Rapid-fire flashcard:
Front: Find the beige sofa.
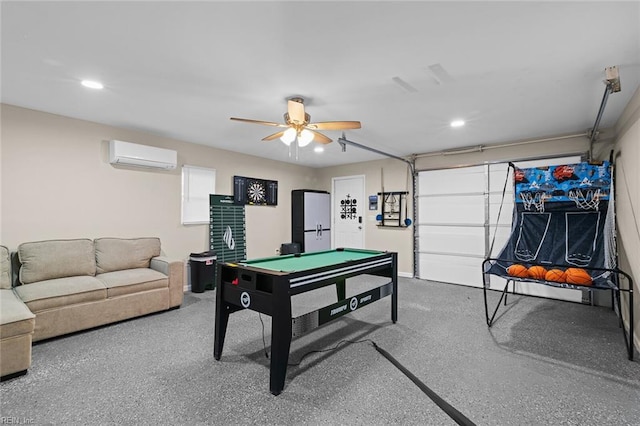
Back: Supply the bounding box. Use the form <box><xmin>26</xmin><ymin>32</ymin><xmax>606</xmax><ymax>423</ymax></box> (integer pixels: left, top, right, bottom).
<box><xmin>0</xmin><ymin>245</ymin><xmax>36</xmax><ymax>379</ymax></box>
<box><xmin>0</xmin><ymin>237</ymin><xmax>183</xmax><ymax>379</ymax></box>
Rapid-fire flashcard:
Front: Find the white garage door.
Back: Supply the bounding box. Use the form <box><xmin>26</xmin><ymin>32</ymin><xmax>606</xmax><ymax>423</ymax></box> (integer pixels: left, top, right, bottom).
<box><xmin>417</xmin><ymin>155</ymin><xmax>582</xmax><ymax>302</ymax></box>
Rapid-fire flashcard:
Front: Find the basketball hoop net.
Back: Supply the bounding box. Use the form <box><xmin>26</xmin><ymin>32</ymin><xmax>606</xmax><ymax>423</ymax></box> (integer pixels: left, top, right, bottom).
<box><xmin>568</xmin><ymin>188</ymin><xmax>601</xmax><ymax>210</ymax></box>
<box><xmin>520</xmin><ymin>191</ymin><xmax>546</xmax><ymax>212</ymax></box>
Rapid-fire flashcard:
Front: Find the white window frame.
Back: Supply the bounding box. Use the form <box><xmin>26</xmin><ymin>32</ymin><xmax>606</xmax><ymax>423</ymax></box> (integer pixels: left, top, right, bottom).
<box><xmin>181</xmin><ymin>165</ymin><xmax>216</xmax><ymax>225</ymax></box>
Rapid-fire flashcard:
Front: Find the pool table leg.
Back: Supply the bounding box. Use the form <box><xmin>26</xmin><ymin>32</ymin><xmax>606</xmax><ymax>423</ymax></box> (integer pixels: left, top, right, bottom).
<box><xmin>214</xmin><ymin>282</ymin><xmax>230</xmax><ymax>360</ymax></box>
<box><xmin>213</xmin><ymin>305</ymin><xmax>229</xmax><ymax>360</ymax></box>
<box><xmin>270</xmin><ymin>287</ymin><xmax>292</xmax><ymax>395</ymax></box>
<box><xmin>392</xmin><ymin>253</ymin><xmax>398</xmax><ymax>323</ymax></box>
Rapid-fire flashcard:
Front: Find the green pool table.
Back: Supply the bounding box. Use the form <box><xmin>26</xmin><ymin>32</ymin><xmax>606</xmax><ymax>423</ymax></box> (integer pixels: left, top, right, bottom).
<box><xmin>213</xmin><ymin>248</ymin><xmax>398</xmax><ymax>395</ymax></box>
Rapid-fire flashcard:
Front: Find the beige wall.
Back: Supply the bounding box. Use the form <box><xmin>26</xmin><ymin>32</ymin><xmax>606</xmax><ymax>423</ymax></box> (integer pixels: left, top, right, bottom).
<box><xmin>0</xmin><ymin>104</ymin><xmax>321</xmax><ymax>262</ymax></box>
<box><xmin>413</xmin><ymin>133</ymin><xmax>612</xmax><ymax>171</ymax></box>
<box><xmin>612</xmin><ymin>86</ymin><xmax>640</xmax><ymax>349</ymax></box>
<box><xmin>320</xmin><ymin>128</ymin><xmax>614</xmax><ymax>278</ymax></box>
<box><xmin>2</xmin><ymin>96</ymin><xmax>637</xmax><ymax>324</ymax></box>
<box><xmin>0</xmin><ymin>104</ymin><xmax>417</xmax><ymax>277</ymax></box>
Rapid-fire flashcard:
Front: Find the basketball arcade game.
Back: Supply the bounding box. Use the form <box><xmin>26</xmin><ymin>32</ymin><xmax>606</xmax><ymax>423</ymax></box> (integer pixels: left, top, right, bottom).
<box><xmin>482</xmin><ymin>161</ymin><xmax>635</xmax><ymax>359</ymax></box>
<box><xmin>213</xmin><ymin>248</ymin><xmax>398</xmax><ymax>395</ymax></box>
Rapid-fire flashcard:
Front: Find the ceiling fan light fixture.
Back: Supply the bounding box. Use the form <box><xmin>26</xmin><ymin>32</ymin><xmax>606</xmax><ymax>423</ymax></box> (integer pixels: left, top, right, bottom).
<box><xmin>280</xmin><ymin>127</ymin><xmax>296</xmax><ymax>145</ymax></box>
<box><xmin>297</xmin><ymin>129</ymin><xmax>314</xmax><ymax>147</ymax></box>
<box><xmin>231</xmin><ymin>97</ymin><xmax>360</xmax><ymax>151</ymax></box>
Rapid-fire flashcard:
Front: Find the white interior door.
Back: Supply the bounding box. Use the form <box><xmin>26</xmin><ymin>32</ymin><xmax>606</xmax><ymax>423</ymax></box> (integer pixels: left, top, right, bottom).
<box><xmin>332</xmin><ymin>175</ymin><xmax>365</xmax><ymax>249</ymax></box>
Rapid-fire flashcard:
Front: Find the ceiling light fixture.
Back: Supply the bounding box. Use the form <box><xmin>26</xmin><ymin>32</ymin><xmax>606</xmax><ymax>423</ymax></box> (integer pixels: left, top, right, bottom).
<box><xmin>280</xmin><ymin>128</ymin><xmax>296</xmax><ymax>145</ymax></box>
<box><xmin>81</xmin><ymin>80</ymin><xmax>104</xmax><ymax>89</ymax></box>
<box><xmin>280</xmin><ymin>127</ymin><xmax>315</xmax><ymax>147</ymax></box>
<box><xmin>314</xmin><ymin>146</ymin><xmax>324</xmax><ymax>153</ymax></box>
<box><xmin>297</xmin><ymin>129</ymin><xmax>314</xmax><ymax>147</ymax></box>
<box><xmin>450</xmin><ymin>119</ymin><xmax>465</xmax><ymax>128</ymax></box>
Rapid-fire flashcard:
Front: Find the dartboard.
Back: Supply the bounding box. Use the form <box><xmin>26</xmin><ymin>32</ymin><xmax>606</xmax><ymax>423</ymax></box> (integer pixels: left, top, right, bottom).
<box><xmin>247</xmin><ymin>180</ymin><xmax>266</xmax><ymax>204</ymax></box>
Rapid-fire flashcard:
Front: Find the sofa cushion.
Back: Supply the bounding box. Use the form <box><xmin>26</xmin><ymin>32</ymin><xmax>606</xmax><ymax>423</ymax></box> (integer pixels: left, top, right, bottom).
<box><xmin>0</xmin><ymin>289</ymin><xmax>35</xmax><ymax>339</ymax></box>
<box><xmin>18</xmin><ymin>239</ymin><xmax>96</xmax><ymax>284</ymax></box>
<box><xmin>95</xmin><ymin>237</ymin><xmax>161</xmax><ymax>274</ymax></box>
<box><xmin>0</xmin><ymin>246</ymin><xmax>10</xmax><ymax>289</ymax></box>
<box><xmin>14</xmin><ymin>276</ymin><xmax>106</xmax><ymax>312</ymax></box>
<box><xmin>97</xmin><ymin>268</ymin><xmax>168</xmax><ymax>298</ymax></box>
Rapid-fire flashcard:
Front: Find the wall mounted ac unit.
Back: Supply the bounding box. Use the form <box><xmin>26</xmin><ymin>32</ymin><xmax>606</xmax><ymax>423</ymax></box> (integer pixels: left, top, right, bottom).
<box><xmin>109</xmin><ymin>140</ymin><xmax>177</xmax><ymax>170</ymax></box>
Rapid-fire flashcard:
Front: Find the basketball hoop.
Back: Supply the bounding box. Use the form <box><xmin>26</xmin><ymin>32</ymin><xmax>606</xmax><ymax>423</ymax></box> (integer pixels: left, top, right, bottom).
<box><xmin>520</xmin><ymin>191</ymin><xmax>546</xmax><ymax>212</ymax></box>
<box><xmin>568</xmin><ymin>188</ymin><xmax>601</xmax><ymax>210</ymax></box>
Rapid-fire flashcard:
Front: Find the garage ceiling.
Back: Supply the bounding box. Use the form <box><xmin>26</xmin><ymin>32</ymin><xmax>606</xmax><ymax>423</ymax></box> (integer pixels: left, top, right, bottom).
<box><xmin>2</xmin><ymin>1</ymin><xmax>639</xmax><ymax>168</ymax></box>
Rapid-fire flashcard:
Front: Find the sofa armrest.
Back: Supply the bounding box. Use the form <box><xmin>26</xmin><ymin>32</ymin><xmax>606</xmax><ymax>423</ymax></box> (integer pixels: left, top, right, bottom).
<box><xmin>150</xmin><ymin>256</ymin><xmax>184</xmax><ymax>308</ymax></box>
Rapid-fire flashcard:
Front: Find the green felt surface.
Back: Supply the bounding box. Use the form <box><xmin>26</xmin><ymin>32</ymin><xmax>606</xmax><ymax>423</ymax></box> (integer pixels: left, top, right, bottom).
<box><xmin>239</xmin><ymin>249</ymin><xmax>383</xmax><ymax>272</ymax></box>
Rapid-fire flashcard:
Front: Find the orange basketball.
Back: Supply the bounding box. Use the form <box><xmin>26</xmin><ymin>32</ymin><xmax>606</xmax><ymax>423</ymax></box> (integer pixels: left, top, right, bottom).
<box><xmin>565</xmin><ymin>268</ymin><xmax>593</xmax><ymax>285</ymax></box>
<box><xmin>545</xmin><ymin>269</ymin><xmax>566</xmax><ymax>283</ymax></box>
<box><xmin>528</xmin><ymin>265</ymin><xmax>548</xmax><ymax>280</ymax></box>
<box><xmin>507</xmin><ymin>264</ymin><xmax>529</xmax><ymax>278</ymax></box>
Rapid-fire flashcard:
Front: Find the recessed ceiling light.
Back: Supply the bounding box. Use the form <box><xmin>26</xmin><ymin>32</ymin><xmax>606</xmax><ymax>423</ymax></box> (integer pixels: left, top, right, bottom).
<box><xmin>81</xmin><ymin>80</ymin><xmax>104</xmax><ymax>89</ymax></box>
<box><xmin>314</xmin><ymin>146</ymin><xmax>324</xmax><ymax>153</ymax></box>
<box><xmin>450</xmin><ymin>119</ymin><xmax>465</xmax><ymax>128</ymax></box>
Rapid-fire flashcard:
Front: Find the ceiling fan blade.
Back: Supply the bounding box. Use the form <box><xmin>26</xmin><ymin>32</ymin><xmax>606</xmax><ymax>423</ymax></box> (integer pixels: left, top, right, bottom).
<box><xmin>310</xmin><ymin>130</ymin><xmax>332</xmax><ymax>144</ymax></box>
<box><xmin>230</xmin><ymin>117</ymin><xmax>287</xmax><ymax>127</ymax></box>
<box><xmin>262</xmin><ymin>130</ymin><xmax>287</xmax><ymax>141</ymax></box>
<box><xmin>287</xmin><ymin>100</ymin><xmax>306</xmax><ymax>124</ymax></box>
<box><xmin>306</xmin><ymin>121</ymin><xmax>362</xmax><ymax>130</ymax></box>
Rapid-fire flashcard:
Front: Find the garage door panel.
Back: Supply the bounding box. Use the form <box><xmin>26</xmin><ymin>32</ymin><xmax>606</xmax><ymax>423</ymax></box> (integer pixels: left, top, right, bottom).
<box><xmin>418</xmin><ymin>225</ymin><xmax>485</xmax><ymax>256</ymax></box>
<box><xmin>418</xmin><ymin>166</ymin><xmax>485</xmax><ymax>194</ymax></box>
<box><xmin>516</xmin><ymin>281</ymin><xmax>582</xmax><ymax>302</ymax></box>
<box><xmin>487</xmin><ymin>276</ymin><xmax>582</xmax><ymax>302</ymax></box>
<box><xmin>487</xmin><ymin>225</ymin><xmax>512</xmax><ymax>257</ymax></box>
<box><xmin>417</xmin><ymin>155</ymin><xmax>582</xmax><ymax>298</ymax></box>
<box><xmin>489</xmin><ymin>164</ymin><xmax>513</xmax><ymax>194</ymax></box>
<box><xmin>419</xmin><ymin>195</ymin><xmax>485</xmax><ymax>224</ymax></box>
<box><xmin>487</xmin><ymin>274</ymin><xmax>508</xmax><ymax>291</ymax></box>
<box><xmin>418</xmin><ymin>253</ymin><xmax>484</xmax><ymax>288</ymax></box>
<box><xmin>489</xmin><ymin>193</ymin><xmax>514</xmax><ymax>225</ymax></box>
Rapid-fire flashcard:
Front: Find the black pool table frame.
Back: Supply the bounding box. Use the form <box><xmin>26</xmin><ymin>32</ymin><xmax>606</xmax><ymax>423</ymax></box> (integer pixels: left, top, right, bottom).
<box><xmin>213</xmin><ymin>250</ymin><xmax>398</xmax><ymax>395</ymax></box>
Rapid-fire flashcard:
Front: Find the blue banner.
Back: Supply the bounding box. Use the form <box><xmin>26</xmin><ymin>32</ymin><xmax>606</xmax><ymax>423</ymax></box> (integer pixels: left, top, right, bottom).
<box><xmin>515</xmin><ymin>161</ymin><xmax>610</xmax><ymax>207</ymax></box>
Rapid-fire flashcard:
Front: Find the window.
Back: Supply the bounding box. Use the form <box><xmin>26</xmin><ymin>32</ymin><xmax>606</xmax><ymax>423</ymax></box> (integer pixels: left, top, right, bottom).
<box><xmin>181</xmin><ymin>166</ymin><xmax>216</xmax><ymax>225</ymax></box>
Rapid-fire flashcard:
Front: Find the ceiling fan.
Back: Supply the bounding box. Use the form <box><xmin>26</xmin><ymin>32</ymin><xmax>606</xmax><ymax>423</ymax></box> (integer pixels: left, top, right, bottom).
<box><xmin>230</xmin><ymin>97</ymin><xmax>361</xmax><ymax>147</ymax></box>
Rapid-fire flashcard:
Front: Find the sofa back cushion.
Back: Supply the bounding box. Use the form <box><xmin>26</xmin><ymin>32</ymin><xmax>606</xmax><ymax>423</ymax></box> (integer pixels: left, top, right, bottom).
<box><xmin>95</xmin><ymin>237</ymin><xmax>161</xmax><ymax>274</ymax></box>
<box><xmin>0</xmin><ymin>245</ymin><xmax>11</xmax><ymax>289</ymax></box>
<box><xmin>18</xmin><ymin>239</ymin><xmax>96</xmax><ymax>284</ymax></box>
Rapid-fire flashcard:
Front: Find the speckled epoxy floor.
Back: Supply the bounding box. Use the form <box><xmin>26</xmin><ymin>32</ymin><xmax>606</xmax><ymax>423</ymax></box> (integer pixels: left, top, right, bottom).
<box><xmin>1</xmin><ymin>278</ymin><xmax>639</xmax><ymax>425</ymax></box>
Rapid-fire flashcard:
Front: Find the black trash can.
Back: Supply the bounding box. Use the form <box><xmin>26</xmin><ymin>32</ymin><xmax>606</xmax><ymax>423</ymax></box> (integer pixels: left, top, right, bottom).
<box><xmin>189</xmin><ymin>251</ymin><xmax>217</xmax><ymax>293</ymax></box>
<box><xmin>280</xmin><ymin>243</ymin><xmax>301</xmax><ymax>255</ymax></box>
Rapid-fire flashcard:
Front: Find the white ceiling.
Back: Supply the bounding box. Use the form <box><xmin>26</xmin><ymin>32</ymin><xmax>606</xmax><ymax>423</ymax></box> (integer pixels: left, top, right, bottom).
<box><xmin>2</xmin><ymin>1</ymin><xmax>639</xmax><ymax>168</ymax></box>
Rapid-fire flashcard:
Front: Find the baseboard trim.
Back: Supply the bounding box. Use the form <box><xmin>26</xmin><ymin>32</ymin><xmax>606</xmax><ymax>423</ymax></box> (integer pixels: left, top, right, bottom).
<box><xmin>1</xmin><ymin>369</ymin><xmax>28</xmax><ymax>382</ymax></box>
